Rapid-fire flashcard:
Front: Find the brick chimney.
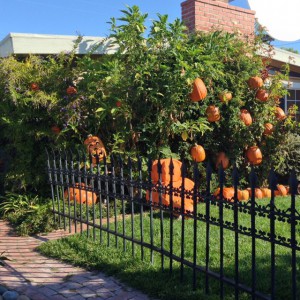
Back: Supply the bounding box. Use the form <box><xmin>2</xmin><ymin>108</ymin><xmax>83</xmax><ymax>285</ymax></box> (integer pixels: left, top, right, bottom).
<box><xmin>181</xmin><ymin>0</ymin><xmax>255</xmax><ymax>37</ymax></box>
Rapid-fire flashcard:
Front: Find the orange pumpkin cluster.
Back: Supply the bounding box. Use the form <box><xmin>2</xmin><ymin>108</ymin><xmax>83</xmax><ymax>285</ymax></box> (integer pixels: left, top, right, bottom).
<box><xmin>64</xmin><ymin>183</ymin><xmax>97</xmax><ymax>206</ymax></box>
<box><xmin>146</xmin><ymin>159</ymin><xmax>195</xmax><ymax>215</ymax></box>
<box><xmin>214</xmin><ymin>184</ymin><xmax>289</xmax><ymax>202</ymax></box>
<box><xmin>187</xmin><ymin>76</ymin><xmax>289</xmax><ymax>167</ymax></box>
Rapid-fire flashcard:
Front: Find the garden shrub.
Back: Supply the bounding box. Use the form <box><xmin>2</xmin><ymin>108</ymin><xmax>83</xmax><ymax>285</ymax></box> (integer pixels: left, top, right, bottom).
<box><xmin>0</xmin><ymin>192</ymin><xmax>58</xmax><ymax>235</ymax></box>
<box><xmin>0</xmin><ymin>5</ymin><xmax>299</xmax><ymax>196</ymax></box>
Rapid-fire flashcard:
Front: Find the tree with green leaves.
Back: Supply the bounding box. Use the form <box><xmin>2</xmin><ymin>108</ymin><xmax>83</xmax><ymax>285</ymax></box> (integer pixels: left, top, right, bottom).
<box><xmin>0</xmin><ymin>5</ymin><xmax>298</xmax><ymax>193</ymax></box>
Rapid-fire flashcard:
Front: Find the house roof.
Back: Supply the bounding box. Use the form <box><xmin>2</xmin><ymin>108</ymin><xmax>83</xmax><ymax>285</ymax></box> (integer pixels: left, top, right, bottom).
<box><xmin>0</xmin><ymin>33</ymin><xmax>116</xmax><ymax>57</ymax></box>
<box><xmin>267</xmin><ymin>46</ymin><xmax>300</xmax><ymax>75</ymax></box>
<box><xmin>1</xmin><ymin>32</ymin><xmax>300</xmax><ymax>75</ymax></box>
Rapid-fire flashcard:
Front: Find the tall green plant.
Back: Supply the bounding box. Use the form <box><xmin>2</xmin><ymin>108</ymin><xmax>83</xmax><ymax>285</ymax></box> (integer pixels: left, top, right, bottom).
<box><xmin>0</xmin><ymin>5</ymin><xmax>298</xmax><ymax>193</ymax></box>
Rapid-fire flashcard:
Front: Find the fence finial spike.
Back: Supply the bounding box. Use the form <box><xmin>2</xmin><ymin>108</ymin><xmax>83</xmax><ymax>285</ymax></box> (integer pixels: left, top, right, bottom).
<box><xmin>289</xmin><ymin>169</ymin><xmax>298</xmax><ymax>195</ymax></box>
<box><xmin>206</xmin><ymin>162</ymin><xmax>212</xmax><ymax>182</ymax></box>
<box><xmin>169</xmin><ymin>157</ymin><xmax>174</xmax><ymax>176</ymax></box>
<box><xmin>268</xmin><ymin>167</ymin><xmax>277</xmax><ymax>191</ymax></box>
<box><xmin>249</xmin><ymin>165</ymin><xmax>257</xmax><ymax>187</ymax></box>
<box><xmin>181</xmin><ymin>160</ymin><xmax>187</xmax><ymax>178</ymax></box>
<box><xmin>137</xmin><ymin>155</ymin><xmax>142</xmax><ymax>171</ymax></box>
<box><xmin>232</xmin><ymin>164</ymin><xmax>239</xmax><ymax>187</ymax></box>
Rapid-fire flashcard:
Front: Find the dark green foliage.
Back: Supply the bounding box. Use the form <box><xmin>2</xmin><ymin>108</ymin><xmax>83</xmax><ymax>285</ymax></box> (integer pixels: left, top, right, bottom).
<box><xmin>0</xmin><ymin>192</ymin><xmax>58</xmax><ymax>235</ymax></box>
<box><xmin>0</xmin><ymin>5</ymin><xmax>299</xmax><ymax>196</ymax></box>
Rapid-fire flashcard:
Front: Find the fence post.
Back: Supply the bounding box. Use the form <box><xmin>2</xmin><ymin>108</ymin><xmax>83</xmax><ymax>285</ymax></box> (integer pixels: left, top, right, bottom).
<box><xmin>218</xmin><ymin>164</ymin><xmax>225</xmax><ymax>299</ymax></box>
<box><xmin>169</xmin><ymin>158</ymin><xmax>174</xmax><ymax>273</ymax></box>
<box><xmin>147</xmin><ymin>157</ymin><xmax>154</xmax><ymax>264</ymax></box>
<box><xmin>289</xmin><ymin>170</ymin><xmax>298</xmax><ymax>299</ymax></box>
<box><xmin>205</xmin><ymin>162</ymin><xmax>212</xmax><ymax>294</ymax></box>
<box><xmin>232</xmin><ymin>165</ymin><xmax>239</xmax><ymax>300</ymax></box>
<box><xmin>249</xmin><ymin>166</ymin><xmax>257</xmax><ymax>299</ymax></box>
<box><xmin>180</xmin><ymin>160</ymin><xmax>187</xmax><ymax>282</ymax></box>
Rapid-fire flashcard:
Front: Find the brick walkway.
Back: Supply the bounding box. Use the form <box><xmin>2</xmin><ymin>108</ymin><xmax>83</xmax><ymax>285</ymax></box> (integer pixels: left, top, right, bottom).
<box><xmin>0</xmin><ymin>220</ymin><xmax>151</xmax><ymax>300</ymax></box>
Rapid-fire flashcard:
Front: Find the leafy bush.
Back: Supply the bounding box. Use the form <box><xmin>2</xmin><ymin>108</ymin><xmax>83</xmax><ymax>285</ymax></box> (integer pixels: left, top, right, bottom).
<box><xmin>0</xmin><ymin>193</ymin><xmax>58</xmax><ymax>235</ymax></box>
<box><xmin>273</xmin><ymin>132</ymin><xmax>300</xmax><ymax>182</ymax></box>
<box><xmin>0</xmin><ymin>5</ymin><xmax>299</xmax><ymax>195</ymax></box>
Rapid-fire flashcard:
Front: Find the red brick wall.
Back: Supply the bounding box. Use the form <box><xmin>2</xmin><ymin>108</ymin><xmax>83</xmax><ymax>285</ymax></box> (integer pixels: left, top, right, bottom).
<box><xmin>181</xmin><ymin>0</ymin><xmax>255</xmax><ymax>38</ymax></box>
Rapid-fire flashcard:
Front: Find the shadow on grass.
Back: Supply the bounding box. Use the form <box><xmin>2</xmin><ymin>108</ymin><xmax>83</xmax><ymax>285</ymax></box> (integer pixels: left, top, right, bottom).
<box><xmin>37</xmin><ymin>231</ymin><xmax>300</xmax><ymax>300</ymax></box>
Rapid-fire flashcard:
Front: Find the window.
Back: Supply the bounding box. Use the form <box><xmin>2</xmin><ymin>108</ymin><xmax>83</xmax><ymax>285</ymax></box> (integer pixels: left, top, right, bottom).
<box><xmin>282</xmin><ymin>89</ymin><xmax>300</xmax><ymax>121</ymax></box>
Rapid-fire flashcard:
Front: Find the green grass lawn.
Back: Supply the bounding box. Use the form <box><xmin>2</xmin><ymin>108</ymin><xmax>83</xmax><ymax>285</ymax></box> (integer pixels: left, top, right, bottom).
<box><xmin>38</xmin><ymin>196</ymin><xmax>300</xmax><ymax>300</ymax></box>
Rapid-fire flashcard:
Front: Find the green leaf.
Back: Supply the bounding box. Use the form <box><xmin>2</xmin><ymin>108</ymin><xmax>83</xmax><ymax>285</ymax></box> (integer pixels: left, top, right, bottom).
<box><xmin>95</xmin><ymin>107</ymin><xmax>106</xmax><ymax>113</ymax></box>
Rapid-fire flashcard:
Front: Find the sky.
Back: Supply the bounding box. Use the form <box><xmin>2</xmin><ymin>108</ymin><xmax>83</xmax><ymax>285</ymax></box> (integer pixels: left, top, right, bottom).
<box><xmin>1</xmin><ymin>0</ymin><xmax>300</xmax><ymax>52</ymax></box>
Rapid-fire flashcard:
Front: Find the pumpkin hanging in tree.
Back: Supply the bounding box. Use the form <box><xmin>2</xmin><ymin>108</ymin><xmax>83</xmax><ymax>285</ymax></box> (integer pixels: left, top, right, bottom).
<box><xmin>240</xmin><ymin>109</ymin><xmax>252</xmax><ymax>126</ymax></box>
<box><xmin>247</xmin><ymin>76</ymin><xmax>263</xmax><ymax>90</ymax></box>
<box><xmin>206</xmin><ymin>105</ymin><xmax>220</xmax><ymax>122</ymax></box>
<box><xmin>246</xmin><ymin>146</ymin><xmax>263</xmax><ymax>165</ymax></box>
<box><xmin>190</xmin><ymin>78</ymin><xmax>207</xmax><ymax>102</ymax></box>
<box><xmin>190</xmin><ymin>144</ymin><xmax>206</xmax><ymax>162</ymax></box>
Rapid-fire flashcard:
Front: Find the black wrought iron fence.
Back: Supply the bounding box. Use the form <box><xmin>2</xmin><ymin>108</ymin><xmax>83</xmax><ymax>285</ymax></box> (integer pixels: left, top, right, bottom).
<box><xmin>46</xmin><ymin>150</ymin><xmax>300</xmax><ymax>300</ymax></box>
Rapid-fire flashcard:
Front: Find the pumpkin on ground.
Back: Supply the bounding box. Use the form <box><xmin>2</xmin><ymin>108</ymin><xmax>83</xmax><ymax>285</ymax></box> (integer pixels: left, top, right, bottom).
<box><xmin>247</xmin><ymin>76</ymin><xmax>263</xmax><ymax>89</ymax></box>
<box><xmin>237</xmin><ymin>189</ymin><xmax>249</xmax><ymax>201</ymax></box>
<box><xmin>190</xmin><ymin>145</ymin><xmax>206</xmax><ymax>163</ymax></box>
<box><xmin>260</xmin><ymin>188</ymin><xmax>271</xmax><ymax>198</ymax></box>
<box><xmin>150</xmin><ymin>158</ymin><xmax>182</xmax><ymax>183</ymax></box>
<box><xmin>213</xmin><ymin>187</ymin><xmax>235</xmax><ymax>201</ymax></box>
<box><xmin>240</xmin><ymin>109</ymin><xmax>252</xmax><ymax>126</ymax></box>
<box><xmin>246</xmin><ymin>146</ymin><xmax>262</xmax><ymax>165</ymax></box>
<box><xmin>215</xmin><ymin>152</ymin><xmax>229</xmax><ymax>169</ymax></box>
<box><xmin>206</xmin><ymin>105</ymin><xmax>220</xmax><ymax>122</ymax></box>
<box><xmin>247</xmin><ymin>188</ymin><xmax>263</xmax><ymax>199</ymax></box>
<box><xmin>84</xmin><ymin>135</ymin><xmax>107</xmax><ymax>164</ymax></box>
<box><xmin>190</xmin><ymin>78</ymin><xmax>207</xmax><ymax>102</ymax></box>
<box><xmin>146</xmin><ymin>178</ymin><xmax>194</xmax><ymax>207</ymax></box>
<box><xmin>64</xmin><ymin>183</ymin><xmax>97</xmax><ymax>206</ymax></box>
<box><xmin>146</xmin><ymin>159</ymin><xmax>195</xmax><ymax>217</ymax></box>
<box><xmin>276</xmin><ymin>184</ymin><xmax>287</xmax><ymax>196</ymax></box>
<box><xmin>256</xmin><ymin>89</ymin><xmax>269</xmax><ymax>102</ymax></box>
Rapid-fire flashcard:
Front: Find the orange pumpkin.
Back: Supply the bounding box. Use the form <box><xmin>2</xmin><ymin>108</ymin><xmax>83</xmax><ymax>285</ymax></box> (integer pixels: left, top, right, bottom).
<box><xmin>263</xmin><ymin>123</ymin><xmax>274</xmax><ymax>136</ymax></box>
<box><xmin>213</xmin><ymin>187</ymin><xmax>235</xmax><ymax>201</ymax></box>
<box><xmin>246</xmin><ymin>146</ymin><xmax>262</xmax><ymax>165</ymax></box>
<box><xmin>190</xmin><ymin>145</ymin><xmax>206</xmax><ymax>163</ymax></box>
<box><xmin>66</xmin><ymin>86</ymin><xmax>77</xmax><ymax>95</ymax></box>
<box><xmin>276</xmin><ymin>184</ymin><xmax>287</xmax><ymax>196</ymax></box>
<box><xmin>275</xmin><ymin>107</ymin><xmax>286</xmax><ymax>121</ymax></box>
<box><xmin>150</xmin><ymin>159</ymin><xmax>183</xmax><ymax>183</ymax></box>
<box><xmin>206</xmin><ymin>105</ymin><xmax>220</xmax><ymax>122</ymax></box>
<box><xmin>240</xmin><ymin>109</ymin><xmax>252</xmax><ymax>126</ymax></box>
<box><xmin>64</xmin><ymin>184</ymin><xmax>96</xmax><ymax>206</ymax></box>
<box><xmin>237</xmin><ymin>189</ymin><xmax>249</xmax><ymax>201</ymax></box>
<box><xmin>146</xmin><ymin>178</ymin><xmax>195</xmax><ymax>212</ymax></box>
<box><xmin>190</xmin><ymin>78</ymin><xmax>207</xmax><ymax>102</ymax></box>
<box><xmin>247</xmin><ymin>76</ymin><xmax>263</xmax><ymax>89</ymax></box>
<box><xmin>84</xmin><ymin>135</ymin><xmax>106</xmax><ymax>164</ymax></box>
<box><xmin>216</xmin><ymin>152</ymin><xmax>229</xmax><ymax>169</ymax></box>
<box><xmin>30</xmin><ymin>83</ymin><xmax>39</xmax><ymax>91</ymax></box>
<box><xmin>51</xmin><ymin>125</ymin><xmax>61</xmax><ymax>135</ymax></box>
<box><xmin>247</xmin><ymin>188</ymin><xmax>263</xmax><ymax>199</ymax></box>
<box><xmin>256</xmin><ymin>89</ymin><xmax>269</xmax><ymax>102</ymax></box>
<box><xmin>260</xmin><ymin>188</ymin><xmax>271</xmax><ymax>198</ymax></box>
<box><xmin>218</xmin><ymin>91</ymin><xmax>232</xmax><ymax>103</ymax></box>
